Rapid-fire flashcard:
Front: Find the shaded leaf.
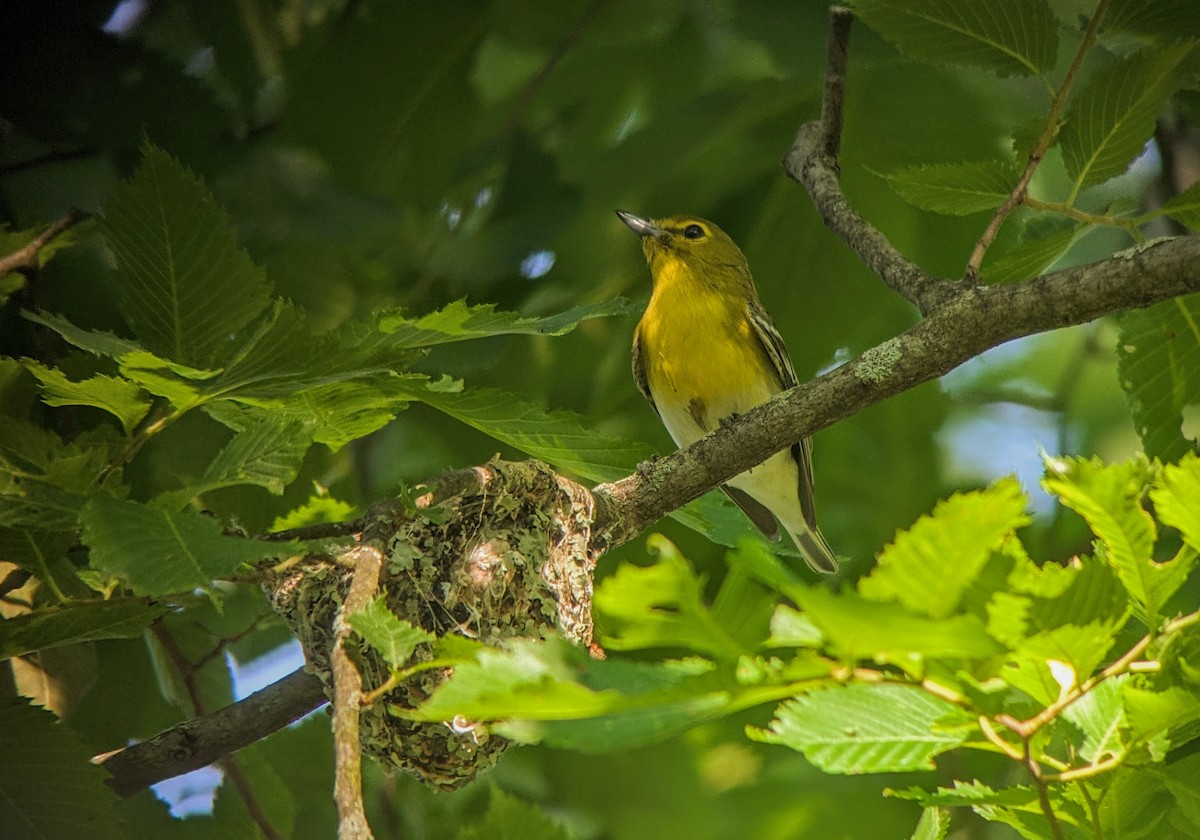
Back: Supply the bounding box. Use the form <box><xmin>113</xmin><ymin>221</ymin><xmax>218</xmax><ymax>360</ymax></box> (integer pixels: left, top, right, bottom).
<box><xmin>81</xmin><ymin>494</ymin><xmax>291</xmax><ymax>595</ymax></box>
<box><xmin>980</xmin><ymin>224</ymin><xmax>1084</xmax><ymax>284</ymax></box>
<box><xmin>459</xmin><ymin>788</ymin><xmax>571</xmax><ymax>840</ymax></box>
<box><xmin>100</xmin><ymin>140</ymin><xmax>271</xmax><ymax>367</ymax></box>
<box><xmin>0</xmin><ymin>696</ymin><xmax>123</xmax><ymax>840</ymax></box>
<box><xmin>1117</xmin><ymin>293</ymin><xmax>1200</xmax><ymax>462</ymax></box>
<box><xmin>749</xmin><ymin>683</ymin><xmax>971</xmax><ymax>773</ymax></box>
<box><xmin>0</xmin><ymin>598</ymin><xmax>167</xmax><ymax>659</ymax></box>
<box><xmin>1160</xmin><ymin>180</ymin><xmax>1200</xmax><ymax>230</ymax></box>
<box><xmin>880</xmin><ymin>160</ymin><xmax>1018</xmax><ymax>215</ymax></box>
<box><xmin>1061</xmin><ymin>45</ymin><xmax>1194</xmax><ymax>189</ymax></box>
<box><xmin>853</xmin><ymin>0</ymin><xmax>1058</xmax><ymax>76</ymax></box>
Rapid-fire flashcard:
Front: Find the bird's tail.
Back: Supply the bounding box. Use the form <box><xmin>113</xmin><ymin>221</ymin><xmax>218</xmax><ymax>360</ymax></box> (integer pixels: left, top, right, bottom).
<box><xmin>786</xmin><ymin>523</ymin><xmax>839</xmax><ymax>575</ymax></box>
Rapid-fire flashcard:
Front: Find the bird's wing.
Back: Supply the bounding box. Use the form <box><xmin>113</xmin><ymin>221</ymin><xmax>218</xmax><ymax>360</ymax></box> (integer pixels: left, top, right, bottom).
<box><xmin>721</xmin><ymin>485</ymin><xmax>780</xmax><ymax>540</ymax></box>
<box><xmin>745</xmin><ymin>298</ymin><xmax>819</xmax><ymax>530</ymax></box>
<box><xmin>631</xmin><ymin>323</ymin><xmax>659</xmax><ymax>416</ymax></box>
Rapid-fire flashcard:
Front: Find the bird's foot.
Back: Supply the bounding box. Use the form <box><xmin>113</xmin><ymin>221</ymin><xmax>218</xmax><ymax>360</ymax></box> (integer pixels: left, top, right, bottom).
<box><xmin>636</xmin><ymin>456</ymin><xmax>660</xmax><ymax>477</ymax></box>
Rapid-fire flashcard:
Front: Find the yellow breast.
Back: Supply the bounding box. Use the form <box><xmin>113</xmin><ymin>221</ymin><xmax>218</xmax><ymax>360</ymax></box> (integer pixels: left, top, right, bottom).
<box><xmin>637</xmin><ymin>258</ymin><xmax>776</xmax><ymax>443</ymax></box>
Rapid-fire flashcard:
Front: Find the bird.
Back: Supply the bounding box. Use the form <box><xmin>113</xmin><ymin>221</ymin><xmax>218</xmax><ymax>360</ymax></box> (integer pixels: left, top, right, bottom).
<box><xmin>617</xmin><ymin>210</ymin><xmax>838</xmax><ymax>574</ymax></box>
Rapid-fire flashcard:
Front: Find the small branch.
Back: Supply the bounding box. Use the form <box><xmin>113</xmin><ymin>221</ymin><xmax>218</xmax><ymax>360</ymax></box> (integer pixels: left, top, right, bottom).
<box><xmin>965</xmin><ymin>0</ymin><xmax>1113</xmax><ymax>278</ymax></box>
<box><xmin>1023</xmin><ymin>737</ymin><xmax>1067</xmax><ymax>840</ymax></box>
<box><xmin>97</xmin><ymin>668</ymin><xmax>326</xmax><ymax>797</ymax></box>
<box><xmin>1022</xmin><ymin>196</ymin><xmax>1141</xmax><ymax>238</ymax></box>
<box><xmin>0</xmin><ymin>208</ymin><xmax>91</xmax><ymax>278</ymax></box>
<box><xmin>0</xmin><ymin>147</ymin><xmax>99</xmax><ymax>176</ymax></box>
<box><xmin>781</xmin><ymin>10</ymin><xmax>955</xmax><ymax>315</ymax></box>
<box><xmin>331</xmin><ymin>544</ymin><xmax>385</xmax><ymax>840</ymax></box>
<box><xmin>261</xmin><ymin>519</ymin><xmax>364</xmax><ymax>542</ymax></box>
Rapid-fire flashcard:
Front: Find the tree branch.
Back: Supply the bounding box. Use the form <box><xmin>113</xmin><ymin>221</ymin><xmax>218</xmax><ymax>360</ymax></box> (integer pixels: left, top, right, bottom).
<box><xmin>0</xmin><ymin>208</ymin><xmax>91</xmax><ymax>278</ymax></box>
<box><xmin>97</xmin><ymin>668</ymin><xmax>326</xmax><ymax>797</ymax></box>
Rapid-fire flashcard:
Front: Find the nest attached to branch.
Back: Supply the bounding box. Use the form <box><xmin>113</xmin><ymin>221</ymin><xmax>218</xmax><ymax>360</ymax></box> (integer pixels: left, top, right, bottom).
<box><xmin>265</xmin><ymin>459</ymin><xmax>599</xmax><ymax>790</ymax></box>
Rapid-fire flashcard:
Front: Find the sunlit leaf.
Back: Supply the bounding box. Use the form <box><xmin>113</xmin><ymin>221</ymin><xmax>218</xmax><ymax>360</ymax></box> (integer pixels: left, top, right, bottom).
<box><xmin>909</xmin><ymin>806</ymin><xmax>950</xmax><ymax>840</ymax></box>
<box><xmin>349</xmin><ymin>596</ymin><xmax>434</xmax><ymax>668</ymax></box>
<box><xmin>1152</xmin><ymin>454</ymin><xmax>1200</xmax><ymax>553</ymax></box>
<box><xmin>859</xmin><ymin>478</ymin><xmax>1029</xmax><ymax>618</ymax></box>
<box><xmin>1063</xmin><ymin>675</ymin><xmax>1128</xmax><ymax>762</ymax></box>
<box><xmin>23</xmin><ymin>360</ymin><xmax>151</xmax><ymax>435</ymax></box>
<box><xmin>749</xmin><ymin>683</ymin><xmax>971</xmax><ymax>773</ymax></box>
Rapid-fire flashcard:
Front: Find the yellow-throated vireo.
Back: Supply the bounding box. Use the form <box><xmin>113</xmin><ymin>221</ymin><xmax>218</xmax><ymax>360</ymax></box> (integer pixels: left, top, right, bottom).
<box><xmin>618</xmin><ymin>210</ymin><xmax>838</xmax><ymax>574</ymax></box>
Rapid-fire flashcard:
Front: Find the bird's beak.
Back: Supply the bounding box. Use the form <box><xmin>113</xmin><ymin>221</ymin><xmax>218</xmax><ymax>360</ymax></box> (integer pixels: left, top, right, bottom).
<box><xmin>616</xmin><ymin>210</ymin><xmax>663</xmax><ymax>238</ymax></box>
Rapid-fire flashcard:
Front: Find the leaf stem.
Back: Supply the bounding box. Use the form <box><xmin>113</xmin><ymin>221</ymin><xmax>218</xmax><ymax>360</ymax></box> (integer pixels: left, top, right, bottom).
<box><xmin>964</xmin><ymin>0</ymin><xmax>1113</xmax><ymax>279</ymax></box>
<box><xmin>1022</xmin><ymin>196</ymin><xmax>1143</xmax><ymax>239</ymax></box>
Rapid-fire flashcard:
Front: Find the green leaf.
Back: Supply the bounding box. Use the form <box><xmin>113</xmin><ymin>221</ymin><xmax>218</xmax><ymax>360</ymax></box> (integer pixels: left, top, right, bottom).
<box><xmin>1061</xmin><ymin>45</ymin><xmax>1194</xmax><ymax>189</ymax></box>
<box><xmin>1116</xmin><ymin>293</ymin><xmax>1200</xmax><ymax>462</ymax></box>
<box><xmin>853</xmin><ymin>0</ymin><xmax>1058</xmax><ymax>77</ymax></box>
<box><xmin>1152</xmin><ymin>753</ymin><xmax>1200</xmax><ymax>827</ymax></box>
<box><xmin>1105</xmin><ymin>0</ymin><xmax>1200</xmax><ymax>41</ymax></box>
<box><xmin>1001</xmin><ymin>622</ymin><xmax>1118</xmax><ymax>706</ymax></box>
<box><xmin>1124</xmin><ymin>684</ymin><xmax>1200</xmax><ymax>750</ymax></box>
<box><xmin>349</xmin><ymin>596</ymin><xmax>434</xmax><ymax>668</ymax></box>
<box><xmin>888</xmin><ymin>779</ymin><xmax>1038</xmax><ymax>807</ymax></box>
<box><xmin>880</xmin><ymin>160</ymin><xmax>1018</xmax><ymax>215</ymax></box>
<box><xmin>0</xmin><ymin>696</ymin><xmax>123</xmax><ymax>839</ymax></box>
<box><xmin>397</xmin><ymin>377</ymin><xmax>649</xmax><ymax>482</ymax></box>
<box><xmin>791</xmin><ymin>585</ymin><xmax>1003</xmax><ymax>663</ymax></box>
<box><xmin>459</xmin><ymin>788</ymin><xmax>571</xmax><ymax>840</ymax></box>
<box><xmin>859</xmin><ymin>478</ymin><xmax>1030</xmax><ymax>618</ymax></box>
<box><xmin>22</xmin><ymin>361</ymin><xmax>151</xmax><ymax>435</ymax></box>
<box><xmin>1160</xmin><ymin>180</ymin><xmax>1200</xmax><ymax>231</ymax></box>
<box><xmin>594</xmin><ymin>537</ymin><xmax>747</xmax><ymax>660</ymax></box>
<box><xmin>749</xmin><ymin>683</ymin><xmax>971</xmax><ymax>773</ymax></box>
<box><xmin>413</xmin><ymin>637</ymin><xmax>745</xmax><ymax>751</ymax></box>
<box><xmin>178</xmin><ymin>413</ymin><xmax>315</xmax><ymax>498</ymax></box>
<box><xmin>270</xmin><ymin>495</ymin><xmax>357</xmax><ymax>532</ymax></box>
<box><xmin>909</xmin><ymin>807</ymin><xmax>950</xmax><ymax>840</ymax></box>
<box><xmin>20</xmin><ymin>311</ymin><xmax>146</xmax><ymax>359</ymax></box>
<box><xmin>99</xmin><ymin>140</ymin><xmax>271</xmax><ymax>367</ymax></box>
<box><xmin>374</xmin><ymin>296</ymin><xmax>635</xmax><ymax>348</ymax></box>
<box><xmin>1063</xmin><ymin>675</ymin><xmax>1128</xmax><ymax>762</ymax></box>
<box><xmin>1152</xmin><ymin>454</ymin><xmax>1200</xmax><ymax>552</ymax></box>
<box><xmin>980</xmin><ymin>224</ymin><xmax>1084</xmax><ymax>284</ymax></box>
<box><xmin>0</xmin><ymin>417</ymin><xmax>109</xmax><ymax>531</ymax></box>
<box><xmin>0</xmin><ymin>598</ymin><xmax>167</xmax><ymax>659</ymax></box>
<box><xmin>1043</xmin><ymin>455</ymin><xmax>1188</xmax><ymax>626</ymax></box>
<box><xmin>80</xmin><ymin>494</ymin><xmax>291</xmax><ymax>595</ymax></box>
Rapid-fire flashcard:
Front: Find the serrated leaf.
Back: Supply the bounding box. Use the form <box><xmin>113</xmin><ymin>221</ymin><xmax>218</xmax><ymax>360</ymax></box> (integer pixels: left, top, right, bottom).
<box><xmin>1116</xmin><ymin>293</ymin><xmax>1200</xmax><ymax>462</ymax></box>
<box><xmin>749</xmin><ymin>683</ymin><xmax>970</xmax><ymax>773</ymax></box>
<box><xmin>909</xmin><ymin>807</ymin><xmax>950</xmax><ymax>840</ymax></box>
<box><xmin>987</xmin><ymin>558</ymin><xmax>1128</xmax><ymax>646</ymax></box>
<box><xmin>182</xmin><ymin>413</ymin><xmax>314</xmax><ymax>498</ymax></box>
<box><xmin>23</xmin><ymin>360</ymin><xmax>151</xmax><ymax>435</ymax></box>
<box><xmin>1152</xmin><ymin>454</ymin><xmax>1200</xmax><ymax>554</ymax></box>
<box><xmin>374</xmin><ymin>296</ymin><xmax>635</xmax><ymax>348</ymax></box>
<box><xmin>21</xmin><ymin>310</ymin><xmax>146</xmax><ymax>359</ymax></box>
<box><xmin>396</xmin><ymin>377</ymin><xmax>649</xmax><ymax>482</ymax></box>
<box><xmin>1043</xmin><ymin>455</ymin><xmax>1187</xmax><ymax>626</ymax></box>
<box><xmin>859</xmin><ymin>478</ymin><xmax>1030</xmax><ymax>618</ymax></box>
<box><xmin>0</xmin><ymin>696</ymin><xmax>123</xmax><ymax>840</ymax></box>
<box><xmin>1061</xmin><ymin>45</ymin><xmax>1194</xmax><ymax>189</ymax></box>
<box><xmin>888</xmin><ymin>779</ymin><xmax>1038</xmax><ymax>807</ymax></box>
<box><xmin>980</xmin><ymin>224</ymin><xmax>1084</xmax><ymax>283</ymax></box>
<box><xmin>594</xmin><ymin>538</ymin><xmax>746</xmax><ymax>659</ymax></box>
<box><xmin>881</xmin><ymin>160</ymin><xmax>1018</xmax><ymax>215</ymax></box>
<box><xmin>0</xmin><ymin>598</ymin><xmax>167</xmax><ymax>659</ymax></box>
<box><xmin>80</xmin><ymin>494</ymin><xmax>292</xmax><ymax>595</ymax></box>
<box><xmin>412</xmin><ymin>636</ymin><xmax>744</xmax><ymax>751</ymax></box>
<box><xmin>459</xmin><ymin>788</ymin><xmax>571</xmax><ymax>840</ymax></box>
<box><xmin>349</xmin><ymin>596</ymin><xmax>434</xmax><ymax>668</ymax></box>
<box><xmin>1001</xmin><ymin>622</ymin><xmax>1118</xmax><ymax>705</ymax></box>
<box><xmin>269</xmin><ymin>495</ymin><xmax>357</xmax><ymax>532</ymax></box>
<box><xmin>1124</xmin><ymin>684</ymin><xmax>1200</xmax><ymax>749</ymax></box>
<box><xmin>1152</xmin><ymin>753</ymin><xmax>1200</xmax><ymax>826</ymax></box>
<box><xmin>100</xmin><ymin>140</ymin><xmax>271</xmax><ymax>367</ymax></box>
<box><xmin>792</xmin><ymin>585</ymin><xmax>1003</xmax><ymax>663</ymax></box>
<box><xmin>1063</xmin><ymin>675</ymin><xmax>1128</xmax><ymax>762</ymax></box>
<box><xmin>853</xmin><ymin>0</ymin><xmax>1058</xmax><ymax>76</ymax></box>
<box><xmin>1105</xmin><ymin>0</ymin><xmax>1200</xmax><ymax>41</ymax></box>
<box><xmin>1160</xmin><ymin>180</ymin><xmax>1200</xmax><ymax>230</ymax></box>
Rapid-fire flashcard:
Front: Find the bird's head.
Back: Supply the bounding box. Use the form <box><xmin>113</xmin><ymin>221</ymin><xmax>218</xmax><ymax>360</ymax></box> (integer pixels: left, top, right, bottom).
<box><xmin>616</xmin><ymin>211</ymin><xmax>751</xmax><ymax>285</ymax></box>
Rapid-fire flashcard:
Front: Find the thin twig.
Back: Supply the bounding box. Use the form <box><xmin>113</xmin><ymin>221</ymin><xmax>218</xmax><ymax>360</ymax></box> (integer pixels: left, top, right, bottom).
<box><xmin>221</xmin><ymin>756</ymin><xmax>286</xmax><ymax>840</ymax></box>
<box><xmin>331</xmin><ymin>544</ymin><xmax>385</xmax><ymax>840</ymax></box>
<box><xmin>1023</xmin><ymin>737</ymin><xmax>1067</xmax><ymax>840</ymax></box>
<box><xmin>260</xmin><ymin>519</ymin><xmax>364</xmax><ymax>542</ymax></box>
<box><xmin>964</xmin><ymin>0</ymin><xmax>1113</xmax><ymax>279</ymax></box>
<box><xmin>782</xmin><ymin>8</ymin><xmax>956</xmax><ymax>314</ymax></box>
<box><xmin>0</xmin><ymin>208</ymin><xmax>91</xmax><ymax>277</ymax></box>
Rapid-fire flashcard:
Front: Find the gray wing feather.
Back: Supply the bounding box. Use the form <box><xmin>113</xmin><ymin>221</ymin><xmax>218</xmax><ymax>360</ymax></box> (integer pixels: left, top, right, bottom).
<box><xmin>631</xmin><ymin>325</ymin><xmax>658</xmax><ymax>416</ymax></box>
<box><xmin>745</xmin><ymin>298</ymin><xmax>820</xmax><ymax>532</ymax></box>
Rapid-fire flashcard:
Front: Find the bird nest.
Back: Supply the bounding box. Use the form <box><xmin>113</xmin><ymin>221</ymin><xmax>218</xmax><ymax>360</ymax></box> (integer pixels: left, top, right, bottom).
<box><xmin>265</xmin><ymin>460</ymin><xmax>598</xmax><ymax>790</ymax></box>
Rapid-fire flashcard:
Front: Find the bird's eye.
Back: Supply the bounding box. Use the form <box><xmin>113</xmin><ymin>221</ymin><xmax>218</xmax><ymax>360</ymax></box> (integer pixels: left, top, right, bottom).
<box><xmin>683</xmin><ymin>224</ymin><xmax>705</xmax><ymax>240</ymax></box>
